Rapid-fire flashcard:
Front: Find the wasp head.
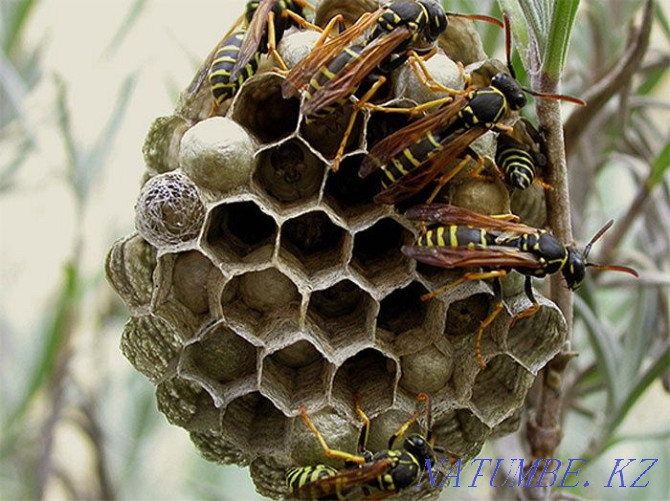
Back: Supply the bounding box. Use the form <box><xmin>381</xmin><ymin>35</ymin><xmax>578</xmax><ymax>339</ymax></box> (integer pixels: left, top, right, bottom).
<box><xmin>403</xmin><ymin>433</ymin><xmax>435</xmax><ymax>465</ymax></box>
<box><xmin>562</xmin><ymin>247</ymin><xmax>586</xmax><ymax>290</ymax></box>
<box><xmin>491</xmin><ymin>73</ymin><xmax>527</xmax><ymax>111</ymax></box>
<box><xmin>418</xmin><ymin>1</ymin><xmax>448</xmax><ymax>42</ymax></box>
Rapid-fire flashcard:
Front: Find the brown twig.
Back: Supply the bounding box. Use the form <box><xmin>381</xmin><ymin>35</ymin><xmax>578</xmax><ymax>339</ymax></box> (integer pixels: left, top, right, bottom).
<box><xmin>564</xmin><ymin>0</ymin><xmax>654</xmax><ymax>158</ymax></box>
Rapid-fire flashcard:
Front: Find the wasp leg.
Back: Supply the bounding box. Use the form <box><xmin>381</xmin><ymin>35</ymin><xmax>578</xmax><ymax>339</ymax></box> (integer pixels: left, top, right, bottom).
<box><xmin>266</xmin><ymin>11</ymin><xmax>289</xmax><ymax>71</ymax></box>
<box><xmin>312</xmin><ymin>14</ymin><xmax>345</xmax><ymax>49</ymax></box>
<box><xmin>361</xmin><ymin>94</ymin><xmax>454</xmax><ymax>116</ymax></box>
<box><xmin>509</xmin><ymin>276</ymin><xmax>541</xmax><ymax>328</ymax></box>
<box><xmin>426</xmin><ymin>156</ymin><xmax>472</xmax><ymax>204</ymax></box>
<box><xmin>416</xmin><ymin>393</ymin><xmax>433</xmax><ymax>444</ymax></box>
<box><xmin>353</xmin><ymin>393</ymin><xmax>371</xmax><ymax>458</ymax></box>
<box><xmin>299</xmin><ymin>406</ymin><xmax>367</xmax><ymax>465</ymax></box>
<box><xmin>331</xmin><ymin>76</ymin><xmax>387</xmax><ymax>172</ymax></box>
<box><xmin>387</xmin><ymin>412</ymin><xmax>419</xmax><ymax>450</ymax></box>
<box><xmin>285</xmin><ymin>9</ymin><xmax>323</xmax><ymax>33</ymax></box>
<box><xmin>534</xmin><ymin>177</ymin><xmax>553</xmax><ymax>190</ymax></box>
<box><xmin>421</xmin><ymin>270</ymin><xmax>506</xmax><ymax>302</ymax></box>
<box><xmin>468</xmin><ymin>154</ymin><xmax>502</xmax><ymax>183</ymax></box>
<box><xmin>489</xmin><ymin>213</ymin><xmax>520</xmax><ymax>222</ymax></box>
<box><xmin>475</xmin><ymin>275</ymin><xmax>505</xmax><ymax>367</ymax></box>
<box><xmin>493</xmin><ymin>123</ymin><xmax>514</xmax><ymax>134</ymax></box>
<box><xmin>407</xmin><ymin>50</ymin><xmax>467</xmax><ymax>95</ymax></box>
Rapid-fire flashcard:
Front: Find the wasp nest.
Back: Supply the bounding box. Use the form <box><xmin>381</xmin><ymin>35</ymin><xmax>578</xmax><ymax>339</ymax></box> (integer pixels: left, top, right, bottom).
<box><xmin>106</xmin><ymin>1</ymin><xmax>565</xmax><ymax>498</ymax></box>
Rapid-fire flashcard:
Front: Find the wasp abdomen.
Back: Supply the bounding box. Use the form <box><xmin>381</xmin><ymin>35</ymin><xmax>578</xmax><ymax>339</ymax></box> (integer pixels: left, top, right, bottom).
<box><xmin>209</xmin><ymin>31</ymin><xmax>261</xmax><ymax>105</ymax></box>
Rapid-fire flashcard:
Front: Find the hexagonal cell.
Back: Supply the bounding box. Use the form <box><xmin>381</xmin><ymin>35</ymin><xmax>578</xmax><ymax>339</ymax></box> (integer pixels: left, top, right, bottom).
<box><xmin>351</xmin><ymin>218</ymin><xmax>413</xmax><ymax>286</ymax></box>
<box><xmin>307</xmin><ymin>280</ymin><xmax>376</xmax><ymax>350</ymax></box>
<box><xmin>181</xmin><ymin>324</ymin><xmax>258</xmax><ymax>398</ymax></box>
<box><xmin>444</xmin><ymin>293</ymin><xmax>507</xmax><ymax>358</ymax></box>
<box><xmin>221</xmin><ymin>391</ymin><xmax>290</xmax><ymax>455</ymax></box>
<box><xmin>365</xmin><ymin>408</ymin><xmax>422</xmax><ymax>453</ymax></box>
<box><xmin>331</xmin><ymin>348</ymin><xmax>397</xmax><ymax>416</ymax></box>
<box><xmin>279</xmin><ymin>211</ymin><xmax>347</xmax><ymax>279</ymax></box>
<box><xmin>156</xmin><ymin>376</ymin><xmax>218</xmax><ymax>430</ymax></box>
<box><xmin>191</xmin><ymin>428</ymin><xmax>249</xmax><ymax>466</ymax></box>
<box><xmin>469</xmin><ymin>355</ymin><xmax>534</xmax><ymax>427</ymax></box>
<box><xmin>261</xmin><ymin>340</ymin><xmax>330</xmax><ymax>411</ymax></box>
<box><xmin>300</xmin><ymin>103</ymin><xmax>364</xmax><ymax>160</ymax></box>
<box><xmin>105</xmin><ymin>234</ymin><xmax>157</xmax><ymax>309</ymax></box>
<box><xmin>365</xmin><ymin>107</ymin><xmax>412</xmax><ymax>150</ymax></box>
<box><xmin>432</xmin><ymin>408</ymin><xmax>490</xmax><ymax>459</ymax></box>
<box><xmin>377</xmin><ymin>281</ymin><xmax>430</xmax><ymax>336</ymax></box>
<box><xmin>171</xmin><ymin>250</ymin><xmax>217</xmax><ymax>315</ymax></box>
<box><xmin>231</xmin><ymin>73</ymin><xmax>300</xmax><ymax>144</ymax></box>
<box><xmin>399</xmin><ymin>343</ymin><xmax>453</xmax><ymax>395</ymax></box>
<box><xmin>322</xmin><ymin>154</ymin><xmax>381</xmax><ymax>222</ymax></box>
<box><xmin>121</xmin><ymin>315</ymin><xmax>183</xmax><ymax>383</ymax></box>
<box><xmin>254</xmin><ymin>139</ymin><xmax>325</xmax><ymax>206</ymax></box>
<box><xmin>203</xmin><ymin>201</ymin><xmax>277</xmax><ymax>265</ymax></box>
<box><xmin>221</xmin><ymin>268</ymin><xmax>301</xmax><ymax>335</ymax></box>
<box><xmin>506</xmin><ymin>297</ymin><xmax>564</xmax><ymax>372</ymax></box>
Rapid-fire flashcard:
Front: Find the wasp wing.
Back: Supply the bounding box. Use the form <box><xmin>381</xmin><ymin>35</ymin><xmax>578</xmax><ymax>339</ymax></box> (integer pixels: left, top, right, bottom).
<box><xmin>231</xmin><ymin>0</ymin><xmax>277</xmax><ymax>80</ymax></box>
<box><xmin>359</xmin><ymin>94</ymin><xmax>470</xmax><ymax>179</ymax></box>
<box><xmin>293</xmin><ymin>459</ymin><xmax>394</xmax><ymax>500</ymax></box>
<box><xmin>282</xmin><ymin>8</ymin><xmax>385</xmax><ymax>98</ymax></box>
<box><xmin>401</xmin><ymin>245</ymin><xmax>543</xmax><ymax>269</ymax></box>
<box><xmin>372</xmin><ymin>126</ymin><xmax>485</xmax><ymax>204</ymax></box>
<box><xmin>300</xmin><ymin>27</ymin><xmax>413</xmax><ymax>117</ymax></box>
<box><xmin>405</xmin><ymin>204</ymin><xmax>540</xmax><ymax>235</ymax></box>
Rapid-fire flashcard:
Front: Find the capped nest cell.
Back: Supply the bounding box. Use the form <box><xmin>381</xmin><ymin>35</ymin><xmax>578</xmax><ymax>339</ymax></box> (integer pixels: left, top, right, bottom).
<box><xmin>105</xmin><ymin>0</ymin><xmax>568</xmax><ymax>498</ymax></box>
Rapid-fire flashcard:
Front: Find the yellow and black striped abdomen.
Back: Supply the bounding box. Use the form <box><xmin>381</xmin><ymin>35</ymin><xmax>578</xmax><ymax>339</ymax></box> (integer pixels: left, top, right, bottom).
<box><xmin>286</xmin><ymin>465</ymin><xmax>340</xmax><ymax>499</ymax></box>
<box><xmin>380</xmin><ymin>131</ymin><xmax>443</xmax><ymax>188</ymax></box>
<box><xmin>418</xmin><ymin>225</ymin><xmax>492</xmax><ymax>250</ymax></box>
<box><xmin>209</xmin><ymin>30</ymin><xmax>260</xmax><ymax>105</ymax></box>
<box><xmin>304</xmin><ymin>44</ymin><xmax>366</xmax><ymax>122</ymax></box>
<box><xmin>496</xmin><ymin>143</ymin><xmax>536</xmax><ymax>190</ymax></box>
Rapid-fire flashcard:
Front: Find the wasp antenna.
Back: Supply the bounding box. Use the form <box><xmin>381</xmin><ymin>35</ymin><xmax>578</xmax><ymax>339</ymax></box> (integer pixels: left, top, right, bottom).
<box><xmin>502</xmin><ymin>13</ymin><xmax>516</xmax><ymax>79</ymax></box>
<box><xmin>445</xmin><ymin>13</ymin><xmax>504</xmax><ymax>28</ymax></box>
<box><xmin>583</xmin><ymin>219</ymin><xmax>615</xmax><ymax>259</ymax></box>
<box><xmin>586</xmin><ymin>263</ymin><xmax>640</xmax><ymax>278</ymax></box>
<box><xmin>521</xmin><ymin>87</ymin><xmax>586</xmax><ymax>106</ymax></box>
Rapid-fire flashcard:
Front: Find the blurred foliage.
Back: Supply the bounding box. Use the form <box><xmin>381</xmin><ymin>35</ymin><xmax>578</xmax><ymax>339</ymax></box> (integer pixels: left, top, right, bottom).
<box><xmin>1</xmin><ymin>0</ymin><xmax>668</xmax><ymax>500</ymax></box>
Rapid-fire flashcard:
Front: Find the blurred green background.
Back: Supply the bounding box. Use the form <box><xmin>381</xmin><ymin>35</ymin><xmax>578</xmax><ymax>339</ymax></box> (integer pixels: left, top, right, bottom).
<box><xmin>0</xmin><ymin>0</ymin><xmax>668</xmax><ymax>500</ymax></box>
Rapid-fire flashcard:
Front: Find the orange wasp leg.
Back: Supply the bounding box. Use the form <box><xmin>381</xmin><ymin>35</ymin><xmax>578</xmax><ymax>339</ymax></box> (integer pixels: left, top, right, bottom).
<box><xmin>362</xmin><ymin>94</ymin><xmax>455</xmax><ymax>115</ymax></box>
<box><xmin>266</xmin><ymin>11</ymin><xmax>289</xmax><ymax>71</ymax></box>
<box><xmin>285</xmin><ymin>9</ymin><xmax>323</xmax><ymax>33</ymax></box>
<box><xmin>331</xmin><ymin>76</ymin><xmax>387</xmax><ymax>172</ymax></box>
<box><xmin>407</xmin><ymin>50</ymin><xmax>467</xmax><ymax>95</ymax></box>
<box><xmin>299</xmin><ymin>405</ymin><xmax>367</xmax><ymax>465</ymax></box>
<box><xmin>388</xmin><ymin>412</ymin><xmax>419</xmax><ymax>451</ymax></box>
<box><xmin>353</xmin><ymin>393</ymin><xmax>371</xmax><ymax>454</ymax></box>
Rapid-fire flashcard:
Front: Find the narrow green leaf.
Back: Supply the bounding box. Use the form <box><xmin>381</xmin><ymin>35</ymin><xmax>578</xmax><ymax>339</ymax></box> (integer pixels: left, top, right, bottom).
<box><xmin>103</xmin><ymin>0</ymin><xmax>148</xmax><ymax>58</ymax></box>
<box><xmin>1</xmin><ymin>0</ymin><xmax>40</xmax><ymax>55</ymax></box>
<box><xmin>637</xmin><ymin>67</ymin><xmax>668</xmax><ymax>96</ymax></box>
<box><xmin>542</xmin><ymin>0</ymin><xmax>580</xmax><ymax>78</ymax></box>
<box><xmin>654</xmin><ymin>2</ymin><xmax>670</xmax><ymax>42</ymax></box>
<box><xmin>574</xmin><ymin>294</ymin><xmax>620</xmax><ymax>413</ymax></box>
<box><xmin>497</xmin><ymin>0</ymin><xmax>532</xmax><ymax>68</ymax></box>
<box><xmin>607</xmin><ymin>344</ymin><xmax>670</xmax><ymax>439</ymax></box>
<box><xmin>648</xmin><ymin>140</ymin><xmax>670</xmax><ymax>189</ymax></box>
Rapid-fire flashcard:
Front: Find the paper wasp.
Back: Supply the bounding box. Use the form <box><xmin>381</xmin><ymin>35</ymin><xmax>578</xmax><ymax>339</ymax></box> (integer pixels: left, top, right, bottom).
<box><xmin>494</xmin><ymin>118</ymin><xmax>548</xmax><ymax>190</ymax></box>
<box><xmin>359</xmin><ymin>14</ymin><xmax>585</xmax><ymax>204</ymax></box>
<box><xmin>286</xmin><ymin>393</ymin><xmax>441</xmax><ymax>499</ymax></box>
<box><xmin>282</xmin><ymin>1</ymin><xmax>502</xmax><ymax>171</ymax></box>
<box><xmin>402</xmin><ymin>204</ymin><xmax>639</xmax><ymax>367</ymax></box>
<box><xmin>207</xmin><ymin>0</ymin><xmax>315</xmax><ymax>107</ymax></box>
